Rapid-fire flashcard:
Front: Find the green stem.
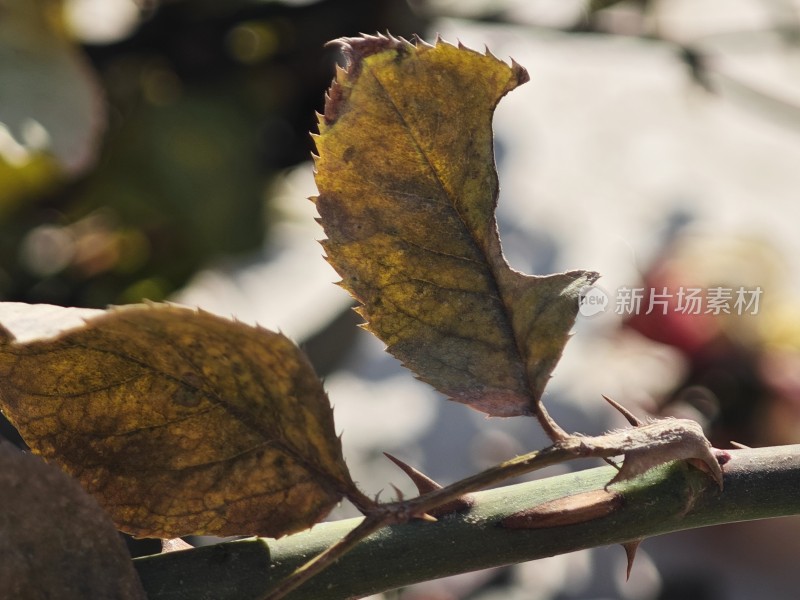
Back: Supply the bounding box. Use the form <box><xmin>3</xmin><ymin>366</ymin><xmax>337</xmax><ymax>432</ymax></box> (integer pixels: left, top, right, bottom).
<box><xmin>135</xmin><ymin>444</ymin><xmax>800</xmax><ymax>600</ymax></box>
<box><xmin>258</xmin><ymin>516</ymin><xmax>388</xmax><ymax>600</ymax></box>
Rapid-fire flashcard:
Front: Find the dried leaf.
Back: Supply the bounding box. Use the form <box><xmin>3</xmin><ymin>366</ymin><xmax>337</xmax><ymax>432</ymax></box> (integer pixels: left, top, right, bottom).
<box><xmin>0</xmin><ymin>303</ymin><xmax>356</xmax><ymax>538</ymax></box>
<box><xmin>0</xmin><ymin>443</ymin><xmax>146</xmax><ymax>599</ymax></box>
<box><xmin>314</xmin><ymin>34</ymin><xmax>598</xmax><ymax>420</ymax></box>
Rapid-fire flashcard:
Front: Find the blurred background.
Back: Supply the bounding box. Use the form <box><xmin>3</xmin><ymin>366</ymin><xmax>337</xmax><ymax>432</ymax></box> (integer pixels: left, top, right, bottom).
<box><xmin>3</xmin><ymin>0</ymin><xmax>800</xmax><ymax>598</ymax></box>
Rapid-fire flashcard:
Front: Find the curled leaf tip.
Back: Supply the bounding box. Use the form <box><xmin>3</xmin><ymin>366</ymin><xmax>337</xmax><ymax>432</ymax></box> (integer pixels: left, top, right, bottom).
<box><xmin>332</xmin><ymin>32</ymin><xmax>408</xmax><ymax>66</ymax></box>
<box><xmin>510</xmin><ymin>58</ymin><xmax>530</xmax><ymax>85</ymax></box>
<box><xmin>572</xmin><ymin>268</ymin><xmax>600</xmax><ymax>281</ymax></box>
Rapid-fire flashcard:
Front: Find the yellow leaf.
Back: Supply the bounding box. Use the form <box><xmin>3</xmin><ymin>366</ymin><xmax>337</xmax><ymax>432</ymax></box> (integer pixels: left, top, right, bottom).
<box><xmin>314</xmin><ymin>34</ymin><xmax>598</xmax><ymax>427</ymax></box>
<box><xmin>0</xmin><ymin>303</ymin><xmax>356</xmax><ymax>538</ymax></box>
<box><xmin>0</xmin><ymin>443</ymin><xmax>146</xmax><ymax>599</ymax></box>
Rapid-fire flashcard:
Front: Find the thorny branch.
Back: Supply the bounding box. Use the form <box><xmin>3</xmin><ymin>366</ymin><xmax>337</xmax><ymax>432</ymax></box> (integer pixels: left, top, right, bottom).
<box><xmin>262</xmin><ymin>416</ymin><xmax>729</xmax><ymax>599</ymax></box>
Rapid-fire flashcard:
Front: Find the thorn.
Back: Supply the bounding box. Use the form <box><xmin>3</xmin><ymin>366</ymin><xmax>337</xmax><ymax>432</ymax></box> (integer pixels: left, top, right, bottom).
<box><xmin>714</xmin><ymin>448</ymin><xmax>733</xmax><ymax>466</ymax></box>
<box><xmin>601</xmin><ymin>394</ymin><xmax>644</xmax><ymax>426</ymax></box>
<box><xmin>399</xmin><ymin>35</ymin><xmax>415</xmax><ymax>51</ymax></box>
<box><xmin>389</xmin><ymin>483</ymin><xmax>405</xmax><ymax>502</ymax></box>
<box><xmin>383</xmin><ymin>453</ymin><xmax>474</xmax><ymax>517</ymax></box>
<box><xmin>603</xmin><ymin>457</ymin><xmax>621</xmax><ymax>471</ymax></box>
<box><xmin>383</xmin><ymin>452</ymin><xmax>442</xmax><ymax>493</ymax></box>
<box><xmin>412</xmin><ymin>33</ymin><xmax>433</xmax><ymax>48</ymax></box>
<box><xmin>418</xmin><ymin>513</ymin><xmax>438</xmax><ymax>523</ymax></box>
<box><xmin>622</xmin><ymin>540</ymin><xmax>642</xmax><ymax>580</ymax></box>
<box><xmin>730</xmin><ymin>440</ymin><xmax>751</xmax><ymax>449</ymax></box>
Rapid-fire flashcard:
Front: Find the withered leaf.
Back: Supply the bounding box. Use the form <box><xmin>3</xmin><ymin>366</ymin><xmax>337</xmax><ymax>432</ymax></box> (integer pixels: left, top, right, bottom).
<box><xmin>0</xmin><ymin>303</ymin><xmax>357</xmax><ymax>538</ymax></box>
<box><xmin>0</xmin><ymin>442</ymin><xmax>146</xmax><ymax>599</ymax></box>
<box><xmin>314</xmin><ymin>34</ymin><xmax>598</xmax><ymax>420</ymax></box>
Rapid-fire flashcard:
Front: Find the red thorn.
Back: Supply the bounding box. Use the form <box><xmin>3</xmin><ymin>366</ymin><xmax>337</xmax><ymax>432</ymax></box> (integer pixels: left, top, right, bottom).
<box><xmin>601</xmin><ymin>394</ymin><xmax>643</xmax><ymax>426</ymax></box>
<box><xmin>622</xmin><ymin>540</ymin><xmax>642</xmax><ymax>580</ymax></box>
<box><xmin>389</xmin><ymin>483</ymin><xmax>405</xmax><ymax>502</ymax></box>
<box><xmin>383</xmin><ymin>452</ymin><xmax>442</xmax><ymax>494</ymax></box>
<box><xmin>715</xmin><ymin>449</ymin><xmax>733</xmax><ymax>466</ymax></box>
<box><xmin>383</xmin><ymin>452</ymin><xmax>474</xmax><ymax>517</ymax></box>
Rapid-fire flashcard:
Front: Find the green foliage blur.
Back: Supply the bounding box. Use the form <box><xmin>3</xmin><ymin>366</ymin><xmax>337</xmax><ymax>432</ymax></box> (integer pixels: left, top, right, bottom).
<box><xmin>0</xmin><ymin>0</ymin><xmax>426</xmax><ymax>308</ymax></box>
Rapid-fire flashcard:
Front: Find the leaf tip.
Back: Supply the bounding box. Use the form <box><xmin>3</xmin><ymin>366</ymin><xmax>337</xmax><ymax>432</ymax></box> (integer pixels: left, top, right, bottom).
<box><xmin>322</xmin><ymin>33</ymin><xmax>414</xmax><ymax>126</ymax></box>
<box><xmin>573</xmin><ymin>269</ymin><xmax>601</xmax><ymax>286</ymax></box>
<box><xmin>332</xmin><ymin>32</ymin><xmax>407</xmax><ymax>67</ymax></box>
<box><xmin>510</xmin><ymin>57</ymin><xmax>530</xmax><ymax>86</ymax></box>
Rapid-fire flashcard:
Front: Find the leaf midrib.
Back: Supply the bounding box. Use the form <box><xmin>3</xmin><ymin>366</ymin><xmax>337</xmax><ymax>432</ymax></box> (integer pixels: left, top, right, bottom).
<box><xmin>365</xmin><ymin>58</ymin><xmax>535</xmax><ymax>407</ymax></box>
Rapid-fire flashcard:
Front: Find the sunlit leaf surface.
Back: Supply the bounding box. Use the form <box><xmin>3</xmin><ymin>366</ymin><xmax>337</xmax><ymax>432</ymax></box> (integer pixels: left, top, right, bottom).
<box><xmin>0</xmin><ymin>303</ymin><xmax>356</xmax><ymax>538</ymax></box>
<box><xmin>314</xmin><ymin>34</ymin><xmax>597</xmax><ymax>418</ymax></box>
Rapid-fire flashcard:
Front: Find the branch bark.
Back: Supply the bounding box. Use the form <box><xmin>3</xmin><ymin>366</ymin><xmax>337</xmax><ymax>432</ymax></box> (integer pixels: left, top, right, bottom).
<box><xmin>134</xmin><ymin>444</ymin><xmax>800</xmax><ymax>599</ymax></box>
